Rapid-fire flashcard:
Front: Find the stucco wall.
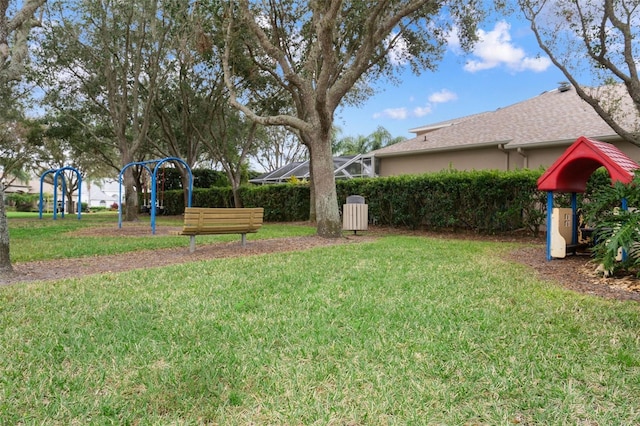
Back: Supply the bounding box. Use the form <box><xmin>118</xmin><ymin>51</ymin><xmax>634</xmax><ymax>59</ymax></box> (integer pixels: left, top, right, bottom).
<box><xmin>377</xmin><ymin>138</ymin><xmax>640</xmax><ymax>177</ymax></box>
<box><xmin>378</xmin><ymin>146</ymin><xmax>524</xmax><ymax>176</ymax></box>
<box><xmin>518</xmin><ymin>146</ymin><xmax>568</xmax><ymax>170</ymax></box>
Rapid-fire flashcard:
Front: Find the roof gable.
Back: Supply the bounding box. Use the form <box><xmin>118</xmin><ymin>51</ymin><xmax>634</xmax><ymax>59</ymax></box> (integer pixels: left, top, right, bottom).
<box><xmin>537</xmin><ymin>136</ymin><xmax>639</xmax><ymax>192</ymax></box>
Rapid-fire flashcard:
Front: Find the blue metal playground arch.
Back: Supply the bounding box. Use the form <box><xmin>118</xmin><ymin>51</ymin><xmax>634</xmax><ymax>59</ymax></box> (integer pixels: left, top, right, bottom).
<box><xmin>118</xmin><ymin>157</ymin><xmax>193</xmax><ymax>234</ymax></box>
<box><xmin>39</xmin><ymin>166</ymin><xmax>83</xmax><ymax>220</ymax></box>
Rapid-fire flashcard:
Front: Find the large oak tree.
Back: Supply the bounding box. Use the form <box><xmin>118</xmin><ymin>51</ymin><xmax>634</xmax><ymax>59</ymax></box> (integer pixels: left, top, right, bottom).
<box><xmin>0</xmin><ymin>0</ymin><xmax>47</xmax><ymax>273</ymax></box>
<box><xmin>221</xmin><ymin>0</ymin><xmax>483</xmax><ymax>237</ymax></box>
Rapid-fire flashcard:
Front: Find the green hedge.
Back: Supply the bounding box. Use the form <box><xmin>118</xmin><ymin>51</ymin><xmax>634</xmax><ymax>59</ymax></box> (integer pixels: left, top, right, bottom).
<box><xmin>162</xmin><ymin>184</ymin><xmax>310</xmax><ymax>222</ymax></box>
<box><xmin>337</xmin><ymin>169</ymin><xmax>546</xmax><ymax>233</ymax></box>
<box><xmin>162</xmin><ymin>169</ymin><xmax>556</xmax><ymax>234</ymax></box>
<box><xmin>240</xmin><ymin>185</ymin><xmax>310</xmax><ymax>222</ymax></box>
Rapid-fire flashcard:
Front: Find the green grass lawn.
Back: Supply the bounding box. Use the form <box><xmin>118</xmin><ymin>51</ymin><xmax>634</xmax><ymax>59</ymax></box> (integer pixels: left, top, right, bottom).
<box><xmin>1</xmin><ymin>216</ymin><xmax>639</xmax><ymax>424</ymax></box>
<box><xmin>7</xmin><ymin>212</ymin><xmax>316</xmax><ymax>262</ymax></box>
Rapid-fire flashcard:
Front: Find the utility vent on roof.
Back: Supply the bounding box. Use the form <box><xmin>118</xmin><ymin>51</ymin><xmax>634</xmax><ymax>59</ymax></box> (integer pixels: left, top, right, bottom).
<box><xmin>558</xmin><ymin>81</ymin><xmax>571</xmax><ymax>92</ymax></box>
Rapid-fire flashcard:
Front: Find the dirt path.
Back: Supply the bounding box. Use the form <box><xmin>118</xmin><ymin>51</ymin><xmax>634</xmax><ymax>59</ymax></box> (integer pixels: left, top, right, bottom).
<box><xmin>0</xmin><ymin>233</ymin><xmax>371</xmax><ymax>286</ymax></box>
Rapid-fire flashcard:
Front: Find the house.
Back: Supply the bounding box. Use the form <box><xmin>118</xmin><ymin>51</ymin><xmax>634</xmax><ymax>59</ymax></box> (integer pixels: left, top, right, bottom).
<box><xmin>371</xmin><ymin>83</ymin><xmax>640</xmax><ymax>176</ymax></box>
<box><xmin>83</xmin><ymin>179</ymin><xmax>121</xmax><ymax>209</ymax></box>
<box><xmin>2</xmin><ymin>172</ymin><xmax>122</xmax><ymax>211</ymax></box>
<box><xmin>3</xmin><ymin>177</ymin><xmax>40</xmax><ymax>195</ymax></box>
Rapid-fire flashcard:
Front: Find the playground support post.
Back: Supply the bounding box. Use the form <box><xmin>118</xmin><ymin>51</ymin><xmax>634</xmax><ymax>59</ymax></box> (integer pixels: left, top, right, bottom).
<box><xmin>621</xmin><ymin>197</ymin><xmax>629</xmax><ymax>261</ymax></box>
<box><xmin>118</xmin><ymin>157</ymin><xmax>193</xmax><ymax>234</ymax></box>
<box><xmin>546</xmin><ymin>191</ymin><xmax>553</xmax><ymax>261</ymax></box>
<box><xmin>118</xmin><ymin>163</ymin><xmax>152</xmax><ymax>230</ymax></box>
<box><xmin>39</xmin><ymin>169</ymin><xmax>56</xmax><ymax>220</ymax></box>
<box><xmin>39</xmin><ymin>167</ymin><xmax>82</xmax><ymax>220</ymax></box>
<box><xmin>150</xmin><ymin>157</ymin><xmax>193</xmax><ymax>234</ymax></box>
<box><xmin>571</xmin><ymin>192</ymin><xmax>577</xmax><ymax>246</ymax></box>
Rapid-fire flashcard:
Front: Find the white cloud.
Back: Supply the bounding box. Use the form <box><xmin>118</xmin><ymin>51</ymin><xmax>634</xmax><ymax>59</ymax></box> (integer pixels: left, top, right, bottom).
<box><xmin>428</xmin><ymin>89</ymin><xmax>458</xmax><ymax>104</ymax></box>
<box><xmin>373</xmin><ymin>108</ymin><xmax>408</xmax><ymax>120</ymax></box>
<box><xmin>386</xmin><ymin>32</ymin><xmax>410</xmax><ymax>66</ymax></box>
<box><xmin>446</xmin><ymin>27</ymin><xmax>462</xmax><ymax>53</ymax></box>
<box><xmin>413</xmin><ymin>106</ymin><xmax>433</xmax><ymax>117</ymax></box>
<box><xmin>374</xmin><ymin>89</ymin><xmax>457</xmax><ymax>120</ymax></box>
<box><xmin>521</xmin><ymin>56</ymin><xmax>552</xmax><ymax>72</ymax></box>
<box><xmin>460</xmin><ymin>21</ymin><xmax>551</xmax><ymax>73</ymax></box>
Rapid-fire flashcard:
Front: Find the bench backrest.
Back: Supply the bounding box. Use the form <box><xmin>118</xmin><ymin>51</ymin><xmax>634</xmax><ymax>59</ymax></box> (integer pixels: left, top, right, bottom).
<box><xmin>182</xmin><ymin>207</ymin><xmax>264</xmax><ymax>234</ymax></box>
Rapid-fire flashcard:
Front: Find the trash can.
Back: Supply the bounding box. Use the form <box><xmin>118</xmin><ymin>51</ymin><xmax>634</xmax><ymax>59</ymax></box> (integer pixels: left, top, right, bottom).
<box><xmin>342</xmin><ymin>195</ymin><xmax>368</xmax><ymax>234</ymax></box>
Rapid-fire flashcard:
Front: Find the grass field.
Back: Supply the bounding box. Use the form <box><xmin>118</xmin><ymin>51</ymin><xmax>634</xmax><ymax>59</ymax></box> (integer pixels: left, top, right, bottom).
<box><xmin>1</xmin><ymin>214</ymin><xmax>639</xmax><ymax>424</ymax></box>
<box><xmin>6</xmin><ymin>212</ymin><xmax>316</xmax><ymax>262</ymax></box>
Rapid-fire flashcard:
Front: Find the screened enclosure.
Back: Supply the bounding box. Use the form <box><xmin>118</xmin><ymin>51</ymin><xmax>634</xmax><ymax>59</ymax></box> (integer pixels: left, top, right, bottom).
<box><xmin>250</xmin><ymin>155</ymin><xmax>376</xmax><ymax>184</ymax></box>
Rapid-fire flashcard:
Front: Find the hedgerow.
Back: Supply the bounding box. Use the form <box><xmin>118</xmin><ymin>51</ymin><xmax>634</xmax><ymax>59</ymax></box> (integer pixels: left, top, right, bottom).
<box><xmin>162</xmin><ymin>169</ymin><xmax>559</xmax><ymax>234</ymax></box>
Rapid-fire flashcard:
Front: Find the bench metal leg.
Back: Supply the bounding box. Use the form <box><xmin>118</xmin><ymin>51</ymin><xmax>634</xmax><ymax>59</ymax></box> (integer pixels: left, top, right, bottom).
<box><xmin>189</xmin><ymin>235</ymin><xmax>196</xmax><ymax>253</ymax></box>
<box><xmin>241</xmin><ymin>233</ymin><xmax>246</xmax><ymax>247</ymax></box>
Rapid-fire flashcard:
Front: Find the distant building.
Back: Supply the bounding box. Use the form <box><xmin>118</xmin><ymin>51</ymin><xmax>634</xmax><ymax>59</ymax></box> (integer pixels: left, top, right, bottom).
<box><xmin>84</xmin><ymin>179</ymin><xmax>121</xmax><ymax>208</ymax></box>
<box><xmin>4</xmin><ymin>179</ymin><xmax>33</xmax><ymax>195</ymax></box>
<box><xmin>2</xmin><ymin>172</ymin><xmax>122</xmax><ymax>211</ymax></box>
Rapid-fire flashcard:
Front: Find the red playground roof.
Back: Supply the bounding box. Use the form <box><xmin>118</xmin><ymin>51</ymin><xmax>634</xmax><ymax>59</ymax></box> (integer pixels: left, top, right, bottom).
<box><xmin>537</xmin><ymin>136</ymin><xmax>639</xmax><ymax>193</ymax></box>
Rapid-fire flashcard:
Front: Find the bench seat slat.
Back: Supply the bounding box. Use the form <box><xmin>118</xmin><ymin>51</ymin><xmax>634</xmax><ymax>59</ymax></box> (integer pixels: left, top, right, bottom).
<box><xmin>183</xmin><ymin>216</ymin><xmax>261</xmax><ymax>223</ymax></box>
<box><xmin>180</xmin><ymin>226</ymin><xmax>261</xmax><ymax>235</ymax></box>
<box><xmin>184</xmin><ymin>212</ymin><xmax>262</xmax><ymax>218</ymax></box>
<box><xmin>177</xmin><ymin>207</ymin><xmax>264</xmax><ymax>252</ymax></box>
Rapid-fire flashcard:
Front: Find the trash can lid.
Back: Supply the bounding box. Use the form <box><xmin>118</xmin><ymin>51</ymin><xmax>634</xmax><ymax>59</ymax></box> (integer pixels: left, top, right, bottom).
<box><xmin>346</xmin><ymin>195</ymin><xmax>365</xmax><ymax>204</ymax></box>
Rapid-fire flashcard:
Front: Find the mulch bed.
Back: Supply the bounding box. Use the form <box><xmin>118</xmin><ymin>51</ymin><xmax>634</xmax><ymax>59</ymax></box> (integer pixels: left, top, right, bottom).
<box><xmin>508</xmin><ymin>246</ymin><xmax>640</xmax><ymax>303</ymax></box>
<box><xmin>2</xmin><ymin>224</ymin><xmax>639</xmax><ymax>303</ymax></box>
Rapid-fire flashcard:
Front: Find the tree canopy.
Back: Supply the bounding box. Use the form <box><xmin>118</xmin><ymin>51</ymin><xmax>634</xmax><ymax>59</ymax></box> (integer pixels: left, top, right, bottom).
<box><xmin>334</xmin><ymin>126</ymin><xmax>404</xmax><ymax>156</ymax></box>
<box><xmin>520</xmin><ymin>0</ymin><xmax>640</xmax><ymax>145</ymax></box>
<box><xmin>221</xmin><ymin>0</ymin><xmax>485</xmax><ymax>237</ymax></box>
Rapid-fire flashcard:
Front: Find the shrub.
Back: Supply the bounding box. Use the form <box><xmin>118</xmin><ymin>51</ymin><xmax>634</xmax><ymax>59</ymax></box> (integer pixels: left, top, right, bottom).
<box><xmin>160</xmin><ymin>167</ymin><xmax>231</xmax><ymax>190</ymax></box>
<box><xmin>337</xmin><ymin>169</ymin><xmax>544</xmax><ymax>234</ymax></box>
<box><xmin>581</xmin><ymin>173</ymin><xmax>640</xmax><ymax>277</ymax></box>
<box><xmin>162</xmin><ymin>169</ymin><xmax>554</xmax><ymax>235</ymax></box>
<box><xmin>7</xmin><ymin>193</ymin><xmax>39</xmax><ymax>212</ymax></box>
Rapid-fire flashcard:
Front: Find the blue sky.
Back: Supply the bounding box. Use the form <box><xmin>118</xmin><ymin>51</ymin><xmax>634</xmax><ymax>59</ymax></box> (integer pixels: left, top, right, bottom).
<box><xmin>336</xmin><ymin>17</ymin><xmax>569</xmax><ymax>140</ymax></box>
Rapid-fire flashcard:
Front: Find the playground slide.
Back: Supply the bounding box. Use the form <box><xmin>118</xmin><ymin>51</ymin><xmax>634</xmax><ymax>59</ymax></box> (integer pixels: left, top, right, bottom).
<box><xmin>550</xmin><ymin>207</ymin><xmax>573</xmax><ymax>259</ymax></box>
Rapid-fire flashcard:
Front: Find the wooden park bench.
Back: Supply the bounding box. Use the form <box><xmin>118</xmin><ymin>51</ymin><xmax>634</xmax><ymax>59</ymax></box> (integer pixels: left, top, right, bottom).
<box><xmin>176</xmin><ymin>207</ymin><xmax>264</xmax><ymax>253</ymax></box>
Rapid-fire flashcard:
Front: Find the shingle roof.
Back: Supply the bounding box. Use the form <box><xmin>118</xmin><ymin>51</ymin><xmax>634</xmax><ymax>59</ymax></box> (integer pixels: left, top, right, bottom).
<box><xmin>372</xmin><ymin>85</ymin><xmax>636</xmax><ymax>157</ymax></box>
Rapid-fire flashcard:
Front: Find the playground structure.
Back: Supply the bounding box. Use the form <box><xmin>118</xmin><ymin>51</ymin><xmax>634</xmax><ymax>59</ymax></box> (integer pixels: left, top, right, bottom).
<box><xmin>38</xmin><ymin>166</ymin><xmax>83</xmax><ymax>220</ymax></box>
<box><xmin>118</xmin><ymin>157</ymin><xmax>193</xmax><ymax>234</ymax></box>
<box><xmin>537</xmin><ymin>136</ymin><xmax>640</xmax><ymax>260</ymax></box>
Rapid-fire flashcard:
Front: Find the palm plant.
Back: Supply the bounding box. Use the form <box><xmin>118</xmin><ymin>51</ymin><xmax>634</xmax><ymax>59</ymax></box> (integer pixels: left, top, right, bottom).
<box><xmin>583</xmin><ymin>175</ymin><xmax>640</xmax><ymax>276</ymax></box>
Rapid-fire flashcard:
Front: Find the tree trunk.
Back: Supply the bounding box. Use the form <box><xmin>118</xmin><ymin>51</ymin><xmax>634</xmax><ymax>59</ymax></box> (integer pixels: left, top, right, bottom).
<box><xmin>123</xmin><ymin>167</ymin><xmax>139</xmax><ymax>221</ymax></box>
<box><xmin>300</xmin><ymin>134</ymin><xmax>316</xmax><ymax>222</ymax></box>
<box><xmin>309</xmin><ymin>134</ymin><xmax>341</xmax><ymax>238</ymax></box>
<box><xmin>0</xmin><ymin>182</ymin><xmax>13</xmax><ymax>273</ymax></box>
<box><xmin>177</xmin><ymin>169</ymin><xmax>188</xmax><ymax>210</ymax></box>
<box><xmin>66</xmin><ymin>191</ymin><xmax>74</xmax><ymax>215</ymax></box>
<box><xmin>232</xmin><ymin>185</ymin><xmax>242</xmax><ymax>208</ymax></box>
<box><xmin>308</xmin><ymin>149</ymin><xmax>316</xmax><ymax>222</ymax></box>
